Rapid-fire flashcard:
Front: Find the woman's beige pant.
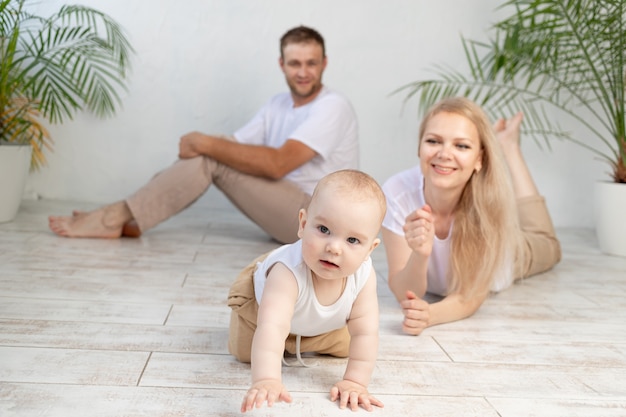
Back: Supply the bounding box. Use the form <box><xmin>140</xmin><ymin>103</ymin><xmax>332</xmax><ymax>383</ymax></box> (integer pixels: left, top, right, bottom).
<box><xmin>515</xmin><ymin>195</ymin><xmax>562</xmax><ymax>278</ymax></box>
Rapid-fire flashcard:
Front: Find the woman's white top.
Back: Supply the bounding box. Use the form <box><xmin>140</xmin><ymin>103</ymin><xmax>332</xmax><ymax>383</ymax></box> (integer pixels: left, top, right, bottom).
<box><xmin>382</xmin><ymin>165</ymin><xmax>513</xmax><ymax>295</ymax></box>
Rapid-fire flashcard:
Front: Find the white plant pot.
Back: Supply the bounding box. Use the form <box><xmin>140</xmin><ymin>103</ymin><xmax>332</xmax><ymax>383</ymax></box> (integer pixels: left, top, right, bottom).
<box><xmin>594</xmin><ymin>181</ymin><xmax>626</xmax><ymax>257</ymax></box>
<box><xmin>0</xmin><ymin>145</ymin><xmax>32</xmax><ymax>223</ymax></box>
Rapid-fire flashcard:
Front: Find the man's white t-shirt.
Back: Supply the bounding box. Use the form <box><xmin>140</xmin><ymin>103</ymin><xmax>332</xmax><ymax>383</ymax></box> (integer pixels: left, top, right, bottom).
<box><xmin>233</xmin><ymin>86</ymin><xmax>358</xmax><ymax>195</ymax></box>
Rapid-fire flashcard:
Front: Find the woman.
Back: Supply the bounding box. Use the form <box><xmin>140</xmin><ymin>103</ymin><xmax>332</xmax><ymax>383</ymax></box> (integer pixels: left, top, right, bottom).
<box><xmin>382</xmin><ymin>97</ymin><xmax>561</xmax><ymax>335</ymax></box>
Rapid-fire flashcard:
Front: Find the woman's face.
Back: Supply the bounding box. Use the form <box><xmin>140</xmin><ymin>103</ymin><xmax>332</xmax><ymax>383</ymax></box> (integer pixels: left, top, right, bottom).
<box><xmin>419</xmin><ymin>111</ymin><xmax>484</xmax><ymax>194</ymax></box>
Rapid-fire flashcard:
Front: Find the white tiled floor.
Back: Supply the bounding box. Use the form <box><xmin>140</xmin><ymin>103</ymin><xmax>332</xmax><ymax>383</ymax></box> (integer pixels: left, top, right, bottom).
<box><xmin>1</xmin><ymin>189</ymin><xmax>626</xmax><ymax>416</ymax></box>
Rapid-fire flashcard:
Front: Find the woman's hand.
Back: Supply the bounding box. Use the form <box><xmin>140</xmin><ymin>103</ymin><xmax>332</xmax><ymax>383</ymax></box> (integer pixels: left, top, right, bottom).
<box><xmin>400</xmin><ymin>290</ymin><xmax>430</xmax><ymax>335</ymax></box>
<box><xmin>403</xmin><ymin>204</ymin><xmax>435</xmax><ymax>258</ymax></box>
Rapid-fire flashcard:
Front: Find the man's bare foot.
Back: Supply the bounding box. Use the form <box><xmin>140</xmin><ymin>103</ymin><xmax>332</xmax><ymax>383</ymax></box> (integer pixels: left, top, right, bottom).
<box><xmin>71</xmin><ymin>210</ymin><xmax>141</xmax><ymax>237</ymax></box>
<box><xmin>122</xmin><ymin>220</ymin><xmax>142</xmax><ymax>238</ymax></box>
<box><xmin>48</xmin><ymin>202</ymin><xmax>132</xmax><ymax>238</ymax></box>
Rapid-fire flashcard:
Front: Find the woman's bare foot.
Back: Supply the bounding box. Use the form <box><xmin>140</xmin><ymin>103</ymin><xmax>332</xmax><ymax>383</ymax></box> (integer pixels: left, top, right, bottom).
<box><xmin>48</xmin><ymin>202</ymin><xmax>132</xmax><ymax>238</ymax></box>
<box><xmin>494</xmin><ymin>111</ymin><xmax>523</xmax><ymax>153</ymax></box>
<box><xmin>493</xmin><ymin>112</ymin><xmax>539</xmax><ymax>198</ymax></box>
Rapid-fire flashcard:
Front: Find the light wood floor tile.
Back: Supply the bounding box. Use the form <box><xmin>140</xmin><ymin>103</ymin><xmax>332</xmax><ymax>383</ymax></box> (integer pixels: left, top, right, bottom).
<box><xmin>0</xmin><ymin>383</ymin><xmax>505</xmax><ymax>417</ymax></box>
<box><xmin>488</xmin><ymin>397</ymin><xmax>626</xmax><ymax>417</ymax></box>
<box><xmin>0</xmin><ymin>346</ymin><xmax>148</xmax><ymax>385</ymax></box>
<box><xmin>1</xmin><ymin>190</ymin><xmax>625</xmax><ymax>416</ymax></box>
<box><xmin>0</xmin><ymin>297</ymin><xmax>171</xmax><ymax>324</ymax></box>
<box><xmin>0</xmin><ymin>319</ymin><xmax>227</xmax><ymax>354</ymax></box>
<box><xmin>166</xmin><ymin>305</ymin><xmax>231</xmax><ymax>327</ymax></box>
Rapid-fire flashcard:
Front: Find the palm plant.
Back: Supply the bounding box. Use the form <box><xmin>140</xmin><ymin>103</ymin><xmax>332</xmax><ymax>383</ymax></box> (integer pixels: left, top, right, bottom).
<box><xmin>398</xmin><ymin>0</ymin><xmax>626</xmax><ymax>183</ymax></box>
<box><xmin>0</xmin><ymin>0</ymin><xmax>133</xmax><ymax>170</ymax></box>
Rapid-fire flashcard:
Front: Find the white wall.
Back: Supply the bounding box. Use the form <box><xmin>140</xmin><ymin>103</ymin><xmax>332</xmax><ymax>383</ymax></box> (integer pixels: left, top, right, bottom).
<box><xmin>26</xmin><ymin>0</ymin><xmax>608</xmax><ymax>227</ymax></box>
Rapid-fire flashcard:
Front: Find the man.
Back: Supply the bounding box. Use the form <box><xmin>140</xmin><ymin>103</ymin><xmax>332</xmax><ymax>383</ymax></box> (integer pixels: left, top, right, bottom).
<box><xmin>49</xmin><ymin>26</ymin><xmax>358</xmax><ymax>244</ymax></box>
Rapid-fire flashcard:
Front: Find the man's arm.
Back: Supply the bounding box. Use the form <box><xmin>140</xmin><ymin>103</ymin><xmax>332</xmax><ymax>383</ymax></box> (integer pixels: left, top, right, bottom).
<box><xmin>179</xmin><ymin>132</ymin><xmax>316</xmax><ymax>180</ymax></box>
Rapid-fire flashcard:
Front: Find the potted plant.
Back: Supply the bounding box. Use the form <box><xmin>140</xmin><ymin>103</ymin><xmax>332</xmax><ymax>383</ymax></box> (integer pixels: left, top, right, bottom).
<box><xmin>398</xmin><ymin>0</ymin><xmax>626</xmax><ymax>257</ymax></box>
<box><xmin>0</xmin><ymin>0</ymin><xmax>133</xmax><ymax>222</ymax></box>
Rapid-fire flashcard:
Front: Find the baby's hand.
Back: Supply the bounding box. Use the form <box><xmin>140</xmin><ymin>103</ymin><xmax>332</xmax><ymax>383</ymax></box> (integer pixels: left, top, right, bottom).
<box><xmin>240</xmin><ymin>379</ymin><xmax>292</xmax><ymax>413</ymax></box>
<box><xmin>330</xmin><ymin>380</ymin><xmax>384</xmax><ymax>412</ymax></box>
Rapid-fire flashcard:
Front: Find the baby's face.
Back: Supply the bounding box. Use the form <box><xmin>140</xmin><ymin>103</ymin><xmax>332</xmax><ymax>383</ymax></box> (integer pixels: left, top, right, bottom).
<box><xmin>298</xmin><ymin>188</ymin><xmax>381</xmax><ymax>281</ymax></box>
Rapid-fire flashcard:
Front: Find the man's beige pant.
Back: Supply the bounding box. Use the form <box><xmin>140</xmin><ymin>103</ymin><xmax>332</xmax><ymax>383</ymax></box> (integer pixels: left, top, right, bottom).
<box><xmin>227</xmin><ymin>254</ymin><xmax>350</xmax><ymax>364</ymax></box>
<box><xmin>125</xmin><ymin>155</ymin><xmax>312</xmax><ymax>244</ymax></box>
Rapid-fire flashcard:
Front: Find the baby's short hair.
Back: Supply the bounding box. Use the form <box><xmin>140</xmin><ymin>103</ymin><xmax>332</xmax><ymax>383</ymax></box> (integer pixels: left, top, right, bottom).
<box><xmin>311</xmin><ymin>169</ymin><xmax>387</xmax><ymax>223</ymax></box>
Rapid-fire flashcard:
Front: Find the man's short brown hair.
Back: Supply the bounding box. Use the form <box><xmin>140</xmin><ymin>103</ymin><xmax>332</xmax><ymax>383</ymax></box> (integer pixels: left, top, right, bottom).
<box><xmin>280</xmin><ymin>26</ymin><xmax>325</xmax><ymax>58</ymax></box>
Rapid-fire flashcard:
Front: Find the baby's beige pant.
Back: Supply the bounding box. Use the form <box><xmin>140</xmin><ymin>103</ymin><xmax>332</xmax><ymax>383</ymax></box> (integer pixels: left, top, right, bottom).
<box><xmin>226</xmin><ymin>254</ymin><xmax>350</xmax><ymax>363</ymax></box>
<box><xmin>125</xmin><ymin>155</ymin><xmax>311</xmax><ymax>244</ymax></box>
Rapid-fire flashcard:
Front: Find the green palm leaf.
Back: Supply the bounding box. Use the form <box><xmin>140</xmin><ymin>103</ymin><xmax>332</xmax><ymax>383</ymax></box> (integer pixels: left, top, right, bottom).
<box><xmin>0</xmin><ymin>0</ymin><xmax>134</xmax><ymax>170</ymax></box>
<box><xmin>397</xmin><ymin>0</ymin><xmax>626</xmax><ymax>182</ymax></box>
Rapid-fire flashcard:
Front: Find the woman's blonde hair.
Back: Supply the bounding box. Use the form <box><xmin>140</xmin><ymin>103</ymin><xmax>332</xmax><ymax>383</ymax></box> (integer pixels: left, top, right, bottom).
<box><xmin>418</xmin><ymin>97</ymin><xmax>524</xmax><ymax>298</ymax></box>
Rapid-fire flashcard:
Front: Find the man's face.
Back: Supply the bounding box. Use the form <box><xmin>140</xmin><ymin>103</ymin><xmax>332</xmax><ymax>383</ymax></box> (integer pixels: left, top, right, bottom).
<box><xmin>279</xmin><ymin>42</ymin><xmax>327</xmax><ymax>107</ymax></box>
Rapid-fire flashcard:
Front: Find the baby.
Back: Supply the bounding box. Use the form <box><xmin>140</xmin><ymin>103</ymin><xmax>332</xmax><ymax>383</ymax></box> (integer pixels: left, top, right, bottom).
<box><xmin>227</xmin><ymin>169</ymin><xmax>387</xmax><ymax>412</ymax></box>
